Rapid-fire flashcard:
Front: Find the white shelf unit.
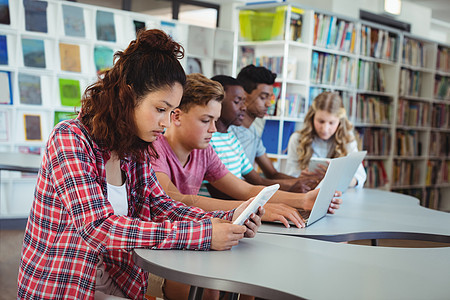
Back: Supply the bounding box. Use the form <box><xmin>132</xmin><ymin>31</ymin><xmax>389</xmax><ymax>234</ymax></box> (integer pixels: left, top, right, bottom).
<box><xmin>233</xmin><ymin>3</ymin><xmax>450</xmax><ymax>211</ymax></box>
<box><xmin>0</xmin><ymin>0</ymin><xmax>234</xmax><ymax>218</ymax></box>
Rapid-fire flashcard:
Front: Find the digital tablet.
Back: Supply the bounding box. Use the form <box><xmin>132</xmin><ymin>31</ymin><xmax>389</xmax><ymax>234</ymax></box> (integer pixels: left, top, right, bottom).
<box><xmin>233</xmin><ymin>184</ymin><xmax>280</xmax><ymax>225</ymax></box>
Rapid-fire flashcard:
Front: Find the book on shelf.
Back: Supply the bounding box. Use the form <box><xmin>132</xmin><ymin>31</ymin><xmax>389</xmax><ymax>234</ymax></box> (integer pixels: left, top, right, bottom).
<box><xmin>23</xmin><ymin>0</ymin><xmax>48</xmax><ymax>33</ymax></box>
<box><xmin>133</xmin><ymin>20</ymin><xmax>146</xmax><ymax>36</ymax></box>
<box><xmin>397</xmin><ymin>98</ymin><xmax>429</xmax><ymax>127</ymax></box>
<box><xmin>0</xmin><ymin>0</ymin><xmax>10</xmax><ymax>25</ymax></box>
<box><xmin>239</xmin><ymin>46</ymin><xmax>255</xmax><ymax>70</ymax></box>
<box><xmin>436</xmin><ymin>46</ymin><xmax>449</xmax><ymax>72</ymax></box>
<box><xmin>424</xmin><ymin>188</ymin><xmax>440</xmax><ymax>210</ymax></box>
<box><xmin>54</xmin><ymin>111</ymin><xmax>77</xmax><ymax>126</ymax></box>
<box><xmin>23</xmin><ymin>114</ymin><xmax>42</xmax><ymax>141</ymax></box>
<box><xmin>0</xmin><ymin>34</ymin><xmax>7</xmax><ymax>65</ymax></box>
<box><xmin>267</xmin><ymin>82</ymin><xmax>281</xmax><ymax>116</ymax></box>
<box><xmin>96</xmin><ymin>10</ymin><xmax>116</xmax><ymax>42</ymax></box>
<box><xmin>431</xmin><ymin>104</ymin><xmax>449</xmax><ymax>128</ymax></box>
<box><xmin>428</xmin><ymin>132</ymin><xmax>450</xmax><ymax>157</ymax></box>
<box><xmin>0</xmin><ymin>70</ymin><xmax>12</xmax><ymax>104</ymax></box>
<box><xmin>355</xmin><ymin>127</ymin><xmax>390</xmax><ymax>156</ymax></box>
<box><xmin>393</xmin><ymin>159</ymin><xmax>421</xmax><ymax>187</ymax></box>
<box><xmin>364</xmin><ymin>160</ymin><xmax>388</xmax><ymax>188</ymax></box>
<box><xmin>186</xmin><ymin>57</ymin><xmax>203</xmax><ymax>74</ymax></box>
<box><xmin>399</xmin><ymin>68</ymin><xmax>422</xmax><ymax>97</ymax></box>
<box><xmin>59</xmin><ymin>78</ymin><xmax>81</xmax><ymax>107</ymax></box>
<box><xmin>62</xmin><ymin>4</ymin><xmax>86</xmax><ymax>38</ymax></box>
<box><xmin>59</xmin><ymin>43</ymin><xmax>81</xmax><ymax>73</ymax></box>
<box><xmin>22</xmin><ymin>38</ymin><xmax>46</xmax><ymax>69</ymax></box>
<box><xmin>289</xmin><ymin>7</ymin><xmax>303</xmax><ymax>42</ymax></box>
<box><xmin>19</xmin><ymin>73</ymin><xmax>42</xmax><ymax>105</ymax></box>
<box><xmin>402</xmin><ymin>38</ymin><xmax>426</xmax><ymax>68</ymax></box>
<box><xmin>0</xmin><ymin>110</ymin><xmax>9</xmax><ymax>141</ymax></box>
<box><xmin>396</xmin><ymin>130</ymin><xmax>421</xmax><ymax>157</ymax></box>
<box><xmin>94</xmin><ymin>46</ymin><xmax>114</xmax><ymax>73</ymax></box>
<box><xmin>434</xmin><ymin>75</ymin><xmax>450</xmax><ymax>100</ymax></box>
<box><xmin>356</xmin><ymin>95</ymin><xmax>391</xmax><ymax>125</ymax></box>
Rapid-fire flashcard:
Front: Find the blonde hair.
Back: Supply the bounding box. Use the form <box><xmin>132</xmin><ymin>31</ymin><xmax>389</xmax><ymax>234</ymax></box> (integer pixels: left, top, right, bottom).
<box><xmin>296</xmin><ymin>92</ymin><xmax>355</xmax><ymax>170</ymax></box>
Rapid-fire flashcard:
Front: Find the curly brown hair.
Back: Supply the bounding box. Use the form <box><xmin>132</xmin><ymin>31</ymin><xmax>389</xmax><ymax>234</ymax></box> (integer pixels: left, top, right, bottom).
<box><xmin>297</xmin><ymin>92</ymin><xmax>355</xmax><ymax>170</ymax></box>
<box><xmin>80</xmin><ymin>29</ymin><xmax>186</xmax><ymax>161</ymax></box>
<box><xmin>178</xmin><ymin>73</ymin><xmax>224</xmax><ymax>112</ymax></box>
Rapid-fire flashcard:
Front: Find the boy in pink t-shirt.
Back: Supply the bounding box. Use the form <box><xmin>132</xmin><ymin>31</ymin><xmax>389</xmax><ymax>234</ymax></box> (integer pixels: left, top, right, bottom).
<box><xmin>151</xmin><ymin>73</ymin><xmax>342</xmax><ymax>224</ymax></box>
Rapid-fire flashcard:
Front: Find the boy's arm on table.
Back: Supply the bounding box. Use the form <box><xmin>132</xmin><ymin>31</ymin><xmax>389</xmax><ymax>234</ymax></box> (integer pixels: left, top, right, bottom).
<box><xmin>157</xmin><ymin>171</ymin><xmax>305</xmax><ymax>228</ymax></box>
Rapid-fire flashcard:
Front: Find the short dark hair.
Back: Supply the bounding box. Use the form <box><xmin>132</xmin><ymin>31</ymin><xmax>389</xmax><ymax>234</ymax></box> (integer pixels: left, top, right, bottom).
<box><xmin>237</xmin><ymin>64</ymin><xmax>277</xmax><ymax>94</ymax></box>
<box><xmin>211</xmin><ymin>75</ymin><xmax>243</xmax><ymax>90</ymax></box>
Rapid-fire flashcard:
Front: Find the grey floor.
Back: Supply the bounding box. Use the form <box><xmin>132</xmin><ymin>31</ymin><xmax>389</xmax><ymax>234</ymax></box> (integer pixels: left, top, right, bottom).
<box><xmin>1</xmin><ymin>228</ymin><xmax>448</xmax><ymax>300</ymax></box>
<box><xmin>1</xmin><ymin>229</ymin><xmax>24</xmax><ymax>300</ymax></box>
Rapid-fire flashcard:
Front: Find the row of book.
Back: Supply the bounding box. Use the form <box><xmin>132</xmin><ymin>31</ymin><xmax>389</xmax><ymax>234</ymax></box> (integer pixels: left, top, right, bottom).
<box><xmin>399</xmin><ymin>68</ymin><xmax>422</xmax><ymax>97</ymax></box>
<box><xmin>436</xmin><ymin>46</ymin><xmax>449</xmax><ymax>73</ymax></box>
<box><xmin>392</xmin><ymin>159</ymin><xmax>421</xmax><ymax>187</ymax></box>
<box><xmin>9</xmin><ymin>1</ymin><xmax>136</xmax><ymax>43</ymax></box>
<box><xmin>359</xmin><ymin>26</ymin><xmax>398</xmax><ymax>62</ymax></box>
<box><xmin>431</xmin><ymin>103</ymin><xmax>449</xmax><ymax>128</ymax></box>
<box><xmin>396</xmin><ymin>98</ymin><xmax>429</xmax><ymax>127</ymax></box>
<box><xmin>395</xmin><ymin>188</ymin><xmax>442</xmax><ymax>210</ymax></box>
<box><xmin>402</xmin><ymin>37</ymin><xmax>427</xmax><ymax>68</ymax></box>
<box><xmin>0</xmin><ymin>70</ymin><xmax>83</xmax><ymax>107</ymax></box>
<box><xmin>434</xmin><ymin>75</ymin><xmax>450</xmax><ymax>100</ymax></box>
<box><xmin>310</xmin><ymin>52</ymin><xmax>356</xmax><ymax>87</ymax></box>
<box><xmin>357</xmin><ymin>61</ymin><xmax>386</xmax><ymax>92</ymax></box>
<box><xmin>0</xmin><ymin>34</ymin><xmax>117</xmax><ymax>73</ymax></box>
<box><xmin>429</xmin><ymin>132</ymin><xmax>450</xmax><ymax>157</ymax></box>
<box><xmin>238</xmin><ymin>48</ymin><xmax>298</xmax><ymax>80</ymax></box>
<box><xmin>396</xmin><ymin>130</ymin><xmax>422</xmax><ymax>157</ymax></box>
<box><xmin>426</xmin><ymin>160</ymin><xmax>450</xmax><ymax>186</ymax></box>
<box><xmin>364</xmin><ymin>160</ymin><xmax>388</xmax><ymax>188</ymax></box>
<box><xmin>355</xmin><ymin>95</ymin><xmax>391</xmax><ymax>125</ymax></box>
<box><xmin>313</xmin><ymin>14</ymin><xmax>356</xmax><ymax>53</ymax></box>
<box><xmin>355</xmin><ymin>127</ymin><xmax>390</xmax><ymax>156</ymax></box>
<box><xmin>276</xmin><ymin>94</ymin><xmax>306</xmax><ymax>118</ymax></box>
<box><xmin>0</xmin><ymin>109</ymin><xmax>76</xmax><ymax>143</ymax></box>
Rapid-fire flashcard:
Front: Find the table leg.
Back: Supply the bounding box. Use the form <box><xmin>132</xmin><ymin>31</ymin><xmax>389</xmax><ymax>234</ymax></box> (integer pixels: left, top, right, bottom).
<box><xmin>188</xmin><ymin>286</ymin><xmax>204</xmax><ymax>300</ymax></box>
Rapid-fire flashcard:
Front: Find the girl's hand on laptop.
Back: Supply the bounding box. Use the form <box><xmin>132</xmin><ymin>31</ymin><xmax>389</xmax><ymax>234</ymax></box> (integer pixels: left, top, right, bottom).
<box><xmin>327</xmin><ymin>191</ymin><xmax>343</xmax><ymax>214</ymax></box>
<box><xmin>262</xmin><ymin>203</ymin><xmax>306</xmax><ymax>228</ymax></box>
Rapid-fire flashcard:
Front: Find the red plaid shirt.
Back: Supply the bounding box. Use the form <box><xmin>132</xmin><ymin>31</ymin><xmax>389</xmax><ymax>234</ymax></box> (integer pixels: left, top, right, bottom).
<box><xmin>18</xmin><ymin>118</ymin><xmax>233</xmax><ymax>299</ymax></box>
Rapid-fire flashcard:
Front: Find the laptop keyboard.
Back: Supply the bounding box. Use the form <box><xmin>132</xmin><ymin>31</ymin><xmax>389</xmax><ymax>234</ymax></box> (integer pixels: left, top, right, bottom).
<box><xmin>298</xmin><ymin>209</ymin><xmax>310</xmax><ymax>223</ymax></box>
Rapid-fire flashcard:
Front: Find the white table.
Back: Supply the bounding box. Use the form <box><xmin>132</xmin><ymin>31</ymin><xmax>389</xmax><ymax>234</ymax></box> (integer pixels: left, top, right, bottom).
<box><xmin>260</xmin><ymin>188</ymin><xmax>450</xmax><ymax>243</ymax></box>
<box><xmin>133</xmin><ymin>232</ymin><xmax>450</xmax><ymax>300</ymax></box>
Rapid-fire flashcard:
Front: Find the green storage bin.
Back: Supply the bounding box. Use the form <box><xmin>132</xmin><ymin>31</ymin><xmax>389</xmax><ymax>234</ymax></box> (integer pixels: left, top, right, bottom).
<box><xmin>239</xmin><ymin>10</ymin><xmax>275</xmax><ymax>41</ymax></box>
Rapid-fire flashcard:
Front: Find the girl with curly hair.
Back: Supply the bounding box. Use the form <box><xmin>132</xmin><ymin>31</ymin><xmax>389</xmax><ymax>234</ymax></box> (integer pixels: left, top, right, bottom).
<box><xmin>17</xmin><ymin>29</ymin><xmax>262</xmax><ymax>300</ymax></box>
<box><xmin>286</xmin><ymin>92</ymin><xmax>366</xmax><ymax>188</ymax></box>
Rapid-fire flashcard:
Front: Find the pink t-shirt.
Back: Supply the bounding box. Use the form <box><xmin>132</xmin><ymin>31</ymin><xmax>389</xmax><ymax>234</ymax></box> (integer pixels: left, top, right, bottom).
<box><xmin>151</xmin><ymin>135</ymin><xmax>229</xmax><ymax>195</ymax></box>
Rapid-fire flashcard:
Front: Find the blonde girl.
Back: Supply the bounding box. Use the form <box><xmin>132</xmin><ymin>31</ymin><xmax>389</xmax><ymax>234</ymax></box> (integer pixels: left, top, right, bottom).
<box><xmin>286</xmin><ymin>92</ymin><xmax>366</xmax><ymax>188</ymax></box>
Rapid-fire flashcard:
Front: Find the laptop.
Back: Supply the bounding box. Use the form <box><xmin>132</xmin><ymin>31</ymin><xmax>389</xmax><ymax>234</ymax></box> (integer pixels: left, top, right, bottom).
<box><xmin>314</xmin><ymin>151</ymin><xmax>367</xmax><ymax>193</ymax></box>
<box><xmin>299</xmin><ymin>155</ymin><xmax>348</xmax><ymax>227</ymax></box>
